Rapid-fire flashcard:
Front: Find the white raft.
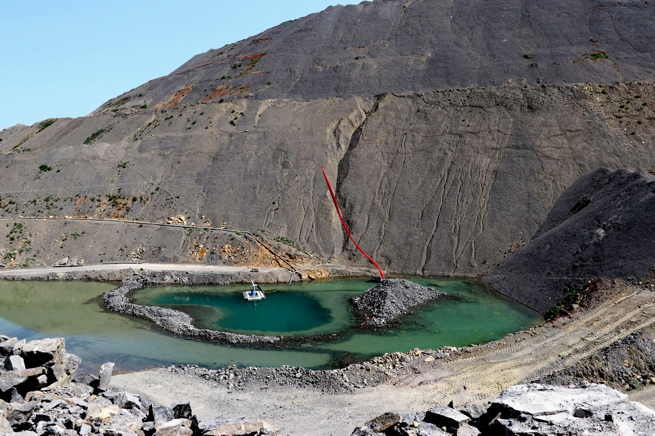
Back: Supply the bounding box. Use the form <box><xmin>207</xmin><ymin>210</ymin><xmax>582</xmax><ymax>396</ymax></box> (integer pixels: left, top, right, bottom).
<box><xmin>243</xmin><ymin>281</ymin><xmax>265</xmax><ymax>301</ymax></box>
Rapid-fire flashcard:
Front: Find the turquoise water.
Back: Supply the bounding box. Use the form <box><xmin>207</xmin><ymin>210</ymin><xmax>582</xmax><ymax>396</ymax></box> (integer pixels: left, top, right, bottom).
<box><xmin>146</xmin><ymin>291</ymin><xmax>333</xmax><ymax>335</ymax></box>
<box><xmin>0</xmin><ymin>277</ymin><xmax>542</xmax><ymax>373</ymax></box>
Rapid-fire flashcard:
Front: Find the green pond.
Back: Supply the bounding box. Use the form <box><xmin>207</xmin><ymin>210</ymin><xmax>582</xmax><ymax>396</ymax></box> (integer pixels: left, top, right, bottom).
<box><xmin>0</xmin><ymin>277</ymin><xmax>542</xmax><ymax>373</ymax></box>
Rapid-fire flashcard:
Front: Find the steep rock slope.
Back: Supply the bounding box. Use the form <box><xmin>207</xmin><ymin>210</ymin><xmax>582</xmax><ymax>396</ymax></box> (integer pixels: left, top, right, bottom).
<box><xmin>2</xmin><ymin>83</ymin><xmax>655</xmax><ymax>274</ymax></box>
<box><xmin>100</xmin><ymin>0</ymin><xmax>655</xmax><ymax>109</ymax></box>
<box><xmin>3</xmin><ymin>0</ymin><xmax>655</xmax><ymax>275</ymax></box>
<box><xmin>485</xmin><ymin>168</ymin><xmax>655</xmax><ymax>314</ymax></box>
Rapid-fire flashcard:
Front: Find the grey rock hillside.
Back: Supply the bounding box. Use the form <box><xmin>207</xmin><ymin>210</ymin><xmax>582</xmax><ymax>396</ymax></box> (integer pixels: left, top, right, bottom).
<box><xmin>2</xmin><ymin>83</ymin><xmax>655</xmax><ymax>275</ymax></box>
<box><xmin>485</xmin><ymin>168</ymin><xmax>655</xmax><ymax>314</ymax></box>
<box><xmin>102</xmin><ymin>0</ymin><xmax>655</xmax><ymax>108</ymax></box>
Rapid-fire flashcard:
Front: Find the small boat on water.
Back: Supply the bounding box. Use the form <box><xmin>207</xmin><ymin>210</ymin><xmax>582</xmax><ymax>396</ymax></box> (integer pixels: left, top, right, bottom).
<box><xmin>243</xmin><ymin>281</ymin><xmax>265</xmax><ymax>301</ymax></box>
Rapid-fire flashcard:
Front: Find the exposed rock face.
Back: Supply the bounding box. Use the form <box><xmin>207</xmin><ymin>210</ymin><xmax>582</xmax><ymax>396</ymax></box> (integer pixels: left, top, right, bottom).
<box><xmin>351</xmin><ymin>279</ymin><xmax>446</xmax><ymax>327</ymax></box>
<box><xmin>103</xmin><ymin>0</ymin><xmax>655</xmax><ymax>105</ymax></box>
<box><xmin>485</xmin><ymin>168</ymin><xmax>655</xmax><ymax>314</ymax></box>
<box><xmin>3</xmin><ymin>0</ymin><xmax>655</xmax><ymax>279</ymax></box>
<box><xmin>3</xmin><ymin>83</ymin><xmax>655</xmax><ymax>277</ymax></box>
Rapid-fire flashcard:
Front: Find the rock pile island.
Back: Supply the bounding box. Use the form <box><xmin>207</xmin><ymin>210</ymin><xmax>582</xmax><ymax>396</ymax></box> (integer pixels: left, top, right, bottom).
<box><xmin>352</xmin><ymin>279</ymin><xmax>447</xmax><ymax>327</ymax></box>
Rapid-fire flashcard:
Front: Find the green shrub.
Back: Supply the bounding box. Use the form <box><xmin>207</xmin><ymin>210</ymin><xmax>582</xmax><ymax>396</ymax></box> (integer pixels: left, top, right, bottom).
<box><xmin>84</xmin><ymin>125</ymin><xmax>113</xmax><ymax>144</ymax></box>
<box><xmin>523</xmin><ymin>54</ymin><xmax>532</xmax><ymax>59</ymax></box>
<box><xmin>39</xmin><ymin>164</ymin><xmax>52</xmax><ymax>172</ymax></box>
<box><xmin>37</xmin><ymin>119</ymin><xmax>56</xmax><ymax>132</ymax></box>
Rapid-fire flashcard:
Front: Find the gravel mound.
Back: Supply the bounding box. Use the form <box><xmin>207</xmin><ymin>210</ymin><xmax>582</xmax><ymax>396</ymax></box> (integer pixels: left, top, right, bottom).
<box><xmin>351</xmin><ymin>279</ymin><xmax>447</xmax><ymax>327</ymax></box>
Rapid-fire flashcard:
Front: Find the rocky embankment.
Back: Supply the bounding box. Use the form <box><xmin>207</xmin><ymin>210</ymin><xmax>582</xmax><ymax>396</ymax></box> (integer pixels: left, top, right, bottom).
<box><xmin>102</xmin><ymin>275</ymin><xmax>282</xmax><ymax>345</ymax></box>
<box><xmin>0</xmin><ymin>335</ymin><xmax>279</xmax><ymax>436</ymax></box>
<box><xmin>352</xmin><ymin>383</ymin><xmax>655</xmax><ymax>436</ymax></box>
<box><xmin>486</xmin><ymin>168</ymin><xmax>655</xmax><ymax>314</ymax></box>
<box><xmin>102</xmin><ymin>275</ymin><xmax>447</xmax><ymax>344</ymax></box>
<box><xmin>351</xmin><ymin>279</ymin><xmax>447</xmax><ymax>327</ymax></box>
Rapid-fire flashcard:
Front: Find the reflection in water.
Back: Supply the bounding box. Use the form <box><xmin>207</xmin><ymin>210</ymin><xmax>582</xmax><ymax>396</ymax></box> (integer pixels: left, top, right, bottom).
<box><xmin>0</xmin><ymin>277</ymin><xmax>542</xmax><ymax>373</ymax></box>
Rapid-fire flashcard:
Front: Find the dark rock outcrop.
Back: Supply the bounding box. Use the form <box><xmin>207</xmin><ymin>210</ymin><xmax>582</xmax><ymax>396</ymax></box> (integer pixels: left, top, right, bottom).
<box><xmin>485</xmin><ymin>168</ymin><xmax>655</xmax><ymax>314</ymax></box>
<box><xmin>351</xmin><ymin>279</ymin><xmax>447</xmax><ymax>327</ymax></box>
<box><xmin>105</xmin><ymin>0</ymin><xmax>655</xmax><ymax>105</ymax></box>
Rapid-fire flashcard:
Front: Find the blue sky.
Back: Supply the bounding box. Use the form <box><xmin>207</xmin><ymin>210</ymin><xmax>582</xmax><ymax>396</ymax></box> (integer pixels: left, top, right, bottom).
<box><xmin>0</xmin><ymin>0</ymin><xmax>341</xmax><ymax>131</ymax></box>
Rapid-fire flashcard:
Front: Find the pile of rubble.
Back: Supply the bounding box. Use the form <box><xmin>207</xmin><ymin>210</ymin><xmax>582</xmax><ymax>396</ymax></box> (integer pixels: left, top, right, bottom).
<box><xmin>352</xmin><ymin>382</ymin><xmax>655</xmax><ymax>435</ymax></box>
<box><xmin>52</xmin><ymin>258</ymin><xmax>84</xmax><ymax>268</ymax></box>
<box><xmin>0</xmin><ymin>336</ymin><xmax>279</xmax><ymax>435</ymax></box>
<box><xmin>351</xmin><ymin>279</ymin><xmax>447</xmax><ymax>327</ymax></box>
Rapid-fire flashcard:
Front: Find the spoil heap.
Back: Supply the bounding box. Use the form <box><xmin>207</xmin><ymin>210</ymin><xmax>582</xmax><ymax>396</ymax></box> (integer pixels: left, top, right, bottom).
<box><xmin>485</xmin><ymin>168</ymin><xmax>655</xmax><ymax>314</ymax></box>
<box><xmin>351</xmin><ymin>279</ymin><xmax>447</xmax><ymax>327</ymax></box>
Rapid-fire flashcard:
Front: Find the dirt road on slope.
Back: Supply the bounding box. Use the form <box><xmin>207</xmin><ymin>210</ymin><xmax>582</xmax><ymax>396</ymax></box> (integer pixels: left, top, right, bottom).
<box><xmin>111</xmin><ymin>285</ymin><xmax>655</xmax><ymax>435</ymax></box>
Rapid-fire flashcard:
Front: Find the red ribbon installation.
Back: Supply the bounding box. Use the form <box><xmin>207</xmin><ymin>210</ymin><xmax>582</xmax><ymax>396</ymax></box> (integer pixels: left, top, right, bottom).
<box><xmin>321</xmin><ymin>166</ymin><xmax>385</xmax><ymax>279</ymax></box>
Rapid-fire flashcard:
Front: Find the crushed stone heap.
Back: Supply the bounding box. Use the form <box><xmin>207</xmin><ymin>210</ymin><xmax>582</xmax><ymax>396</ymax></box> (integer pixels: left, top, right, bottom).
<box><xmin>351</xmin><ymin>278</ymin><xmax>447</xmax><ymax>328</ymax></box>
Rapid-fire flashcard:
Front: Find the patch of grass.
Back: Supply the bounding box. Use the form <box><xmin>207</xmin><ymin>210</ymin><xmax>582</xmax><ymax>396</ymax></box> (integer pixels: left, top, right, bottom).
<box><xmin>274</xmin><ymin>236</ymin><xmax>295</xmax><ymax>245</ymax></box>
<box><xmin>37</xmin><ymin>119</ymin><xmax>56</xmax><ymax>132</ymax></box>
<box><xmin>588</xmin><ymin>50</ymin><xmax>609</xmax><ymax>60</ymax></box>
<box><xmin>84</xmin><ymin>126</ymin><xmax>113</xmax><ymax>145</ymax></box>
<box><xmin>523</xmin><ymin>54</ymin><xmax>532</xmax><ymax>59</ymax></box>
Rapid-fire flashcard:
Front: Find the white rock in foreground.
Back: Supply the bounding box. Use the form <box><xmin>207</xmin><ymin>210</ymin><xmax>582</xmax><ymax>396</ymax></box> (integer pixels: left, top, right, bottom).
<box><xmin>492</xmin><ymin>383</ymin><xmax>655</xmax><ymax>435</ymax></box>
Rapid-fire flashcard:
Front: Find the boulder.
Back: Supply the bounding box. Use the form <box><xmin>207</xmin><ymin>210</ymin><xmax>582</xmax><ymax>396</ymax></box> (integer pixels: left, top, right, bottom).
<box><xmin>200</xmin><ymin>417</ymin><xmax>279</xmax><ymax>436</ymax></box>
<box><xmin>10</xmin><ymin>388</ymin><xmax>23</xmax><ymax>404</ymax></box>
<box><xmin>52</xmin><ymin>257</ymin><xmax>69</xmax><ymax>267</ymax></box>
<box><xmin>5</xmin><ymin>355</ymin><xmax>26</xmax><ymax>371</ymax></box>
<box><xmin>117</xmin><ymin>392</ymin><xmax>143</xmax><ymax>411</ymax></box>
<box><xmin>148</xmin><ymin>404</ymin><xmax>174</xmax><ymax>423</ymax></box>
<box><xmin>86</xmin><ymin>404</ymin><xmax>120</xmax><ymax>423</ymax></box>
<box><xmin>21</xmin><ymin>338</ymin><xmax>67</xmax><ymax>383</ymax></box>
<box><xmin>6</xmin><ymin>401</ymin><xmax>36</xmax><ymax>428</ymax></box>
<box><xmin>72</xmin><ymin>372</ymin><xmax>98</xmax><ymax>387</ymax></box>
<box><xmin>12</xmin><ymin>340</ymin><xmax>25</xmax><ymax>355</ymax></box>
<box><xmin>97</xmin><ymin>362</ymin><xmax>115</xmax><ymax>392</ymax></box>
<box><xmin>64</xmin><ymin>353</ymin><xmax>81</xmax><ymax>380</ymax></box>
<box><xmin>365</xmin><ymin>412</ymin><xmax>400</xmax><ymax>433</ymax></box>
<box><xmin>424</xmin><ymin>402</ymin><xmax>470</xmax><ymax>430</ymax></box>
<box><xmin>489</xmin><ymin>383</ymin><xmax>655</xmax><ymax>435</ymax></box>
<box><xmin>0</xmin><ymin>338</ymin><xmax>18</xmax><ymax>356</ymax></box>
<box><xmin>464</xmin><ymin>404</ymin><xmax>485</xmax><ymax>420</ymax></box>
<box><xmin>0</xmin><ymin>368</ymin><xmax>44</xmax><ymax>393</ymax></box>
<box><xmin>169</xmin><ymin>398</ymin><xmax>192</xmax><ymax>420</ymax></box>
<box><xmin>455</xmin><ymin>424</ymin><xmax>480</xmax><ymax>436</ymax></box>
<box><xmin>155</xmin><ymin>418</ymin><xmax>193</xmax><ymax>436</ymax></box>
